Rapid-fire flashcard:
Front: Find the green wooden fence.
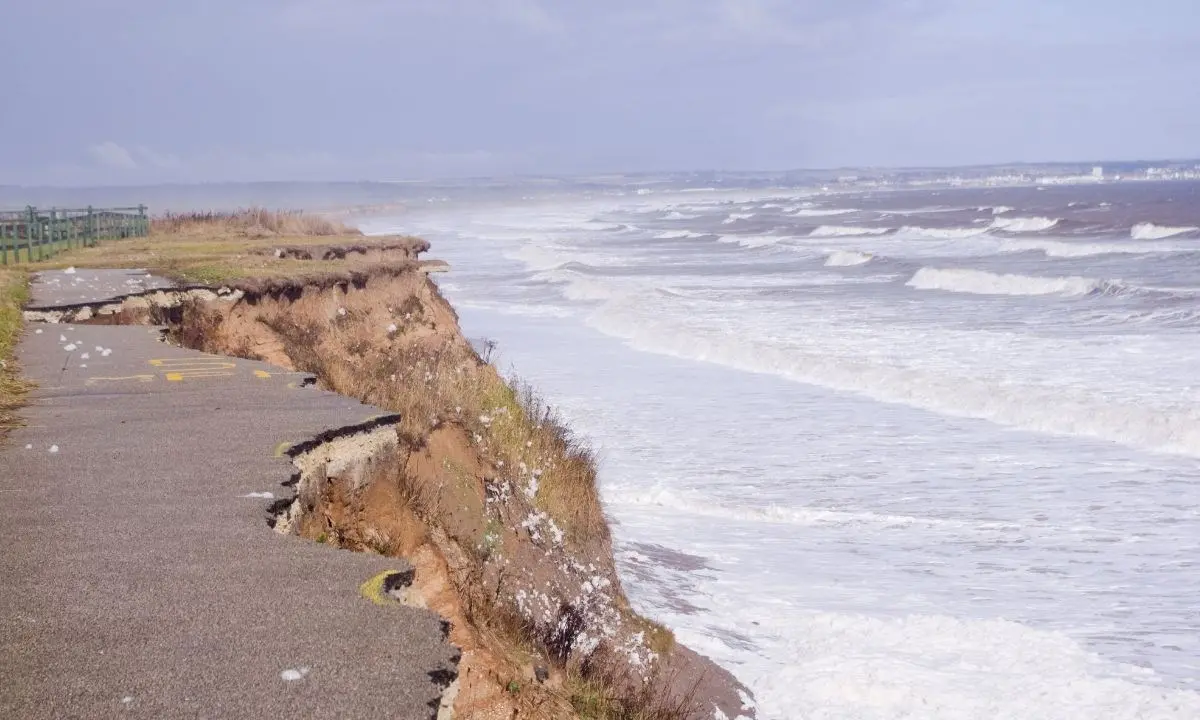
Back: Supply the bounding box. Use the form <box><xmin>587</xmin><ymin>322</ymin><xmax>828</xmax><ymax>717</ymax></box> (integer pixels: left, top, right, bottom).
<box><xmin>0</xmin><ymin>205</ymin><xmax>149</xmax><ymax>265</ymax></box>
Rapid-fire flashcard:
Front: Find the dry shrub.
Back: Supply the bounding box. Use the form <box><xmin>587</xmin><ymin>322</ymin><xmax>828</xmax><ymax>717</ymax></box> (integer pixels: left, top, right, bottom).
<box><xmin>153</xmin><ymin>208</ymin><xmax>360</xmax><ymax>237</ymax></box>
<box><xmin>569</xmin><ymin>647</ymin><xmax>703</xmax><ymax>720</ymax></box>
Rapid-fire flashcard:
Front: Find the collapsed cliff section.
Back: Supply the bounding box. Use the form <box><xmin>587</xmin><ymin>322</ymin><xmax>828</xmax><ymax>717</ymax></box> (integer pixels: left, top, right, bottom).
<box><xmin>47</xmin><ymin>262</ymin><xmax>754</xmax><ymax>719</ymax></box>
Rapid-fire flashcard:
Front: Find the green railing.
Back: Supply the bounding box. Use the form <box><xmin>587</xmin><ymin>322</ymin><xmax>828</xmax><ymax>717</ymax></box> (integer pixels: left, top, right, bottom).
<box><xmin>0</xmin><ymin>205</ymin><xmax>149</xmax><ymax>265</ymax></box>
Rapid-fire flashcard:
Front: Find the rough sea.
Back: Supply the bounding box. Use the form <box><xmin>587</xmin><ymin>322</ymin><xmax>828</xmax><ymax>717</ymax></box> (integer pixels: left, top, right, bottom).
<box><xmin>361</xmin><ymin>178</ymin><xmax>1200</xmax><ymax>719</ymax></box>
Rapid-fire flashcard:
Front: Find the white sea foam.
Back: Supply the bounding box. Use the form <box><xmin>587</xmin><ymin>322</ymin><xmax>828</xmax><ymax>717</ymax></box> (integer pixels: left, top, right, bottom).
<box><xmin>589</xmin><ymin>299</ymin><xmax>1200</xmax><ymax>457</ymax></box>
<box><xmin>1003</xmin><ymin>238</ymin><xmax>1186</xmax><ymax>257</ymax></box>
<box><xmin>989</xmin><ymin>216</ymin><xmax>1060</xmax><ymax>233</ymax></box>
<box><xmin>738</xmin><ymin>612</ymin><xmax>1200</xmax><ymax>720</ymax></box>
<box><xmin>718</xmin><ymin>234</ymin><xmax>787</xmax><ymax>249</ymax></box>
<box><xmin>1131</xmin><ymin>222</ymin><xmax>1199</xmax><ymax>240</ymax></box>
<box><xmin>809</xmin><ymin>226</ymin><xmax>890</xmax><ymax>238</ymax></box>
<box><xmin>990</xmin><ymin>206</ymin><xmax>1014</xmax><ymax>215</ymax></box>
<box><xmin>898</xmin><ymin>226</ymin><xmax>988</xmax><ymax>239</ymax></box>
<box><xmin>825</xmin><ymin>250</ymin><xmax>873</xmax><ymax>267</ymax></box>
<box><xmin>723</xmin><ymin>212</ymin><xmax>756</xmax><ymax>224</ymax></box>
<box><xmin>907</xmin><ymin>268</ymin><xmax>1100</xmax><ymax>297</ymax></box>
<box><xmin>788</xmin><ymin>208</ymin><xmax>857</xmax><ymax>217</ymax></box>
<box><xmin>655</xmin><ymin>230</ymin><xmax>706</xmax><ymax>239</ymax></box>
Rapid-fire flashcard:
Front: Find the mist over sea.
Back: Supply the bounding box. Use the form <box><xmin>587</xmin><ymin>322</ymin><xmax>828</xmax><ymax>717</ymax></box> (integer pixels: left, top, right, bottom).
<box><xmin>359</xmin><ymin>176</ymin><xmax>1200</xmax><ymax>719</ymax></box>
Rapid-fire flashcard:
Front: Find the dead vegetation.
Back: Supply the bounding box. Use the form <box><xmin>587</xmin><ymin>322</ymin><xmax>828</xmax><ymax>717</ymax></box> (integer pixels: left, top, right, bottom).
<box><xmin>152</xmin><ymin>207</ymin><xmax>359</xmax><ymax>237</ymax></box>
<box><xmin>27</xmin><ymin>207</ymin><xmax>429</xmax><ymax>287</ymax></box>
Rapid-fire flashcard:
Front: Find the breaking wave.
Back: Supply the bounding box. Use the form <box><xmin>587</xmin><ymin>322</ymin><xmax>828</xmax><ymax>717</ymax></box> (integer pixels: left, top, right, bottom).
<box><xmin>809</xmin><ymin>226</ymin><xmax>891</xmax><ymax>238</ymax></box>
<box><xmin>656</xmin><ymin>230</ymin><xmax>707</xmax><ymax>239</ymax></box>
<box><xmin>906</xmin><ymin>268</ymin><xmax>1104</xmax><ymax>297</ymax></box>
<box><xmin>899</xmin><ymin>226</ymin><xmax>989</xmax><ymax>239</ymax></box>
<box><xmin>587</xmin><ymin>298</ymin><xmax>1200</xmax><ymax>458</ymax></box>
<box><xmin>990</xmin><ymin>217</ymin><xmax>1060</xmax><ymax>233</ymax></box>
<box><xmin>723</xmin><ymin>212</ymin><xmax>756</xmax><ymax>224</ymax></box>
<box><xmin>719</xmin><ymin>234</ymin><xmax>788</xmax><ymax>249</ymax></box>
<box><xmin>788</xmin><ymin>207</ymin><xmax>858</xmax><ymax>217</ymax></box>
<box><xmin>825</xmin><ymin>250</ymin><xmax>874</xmax><ymax>267</ymax></box>
<box><xmin>1132</xmin><ymin>223</ymin><xmax>1199</xmax><ymax>240</ymax></box>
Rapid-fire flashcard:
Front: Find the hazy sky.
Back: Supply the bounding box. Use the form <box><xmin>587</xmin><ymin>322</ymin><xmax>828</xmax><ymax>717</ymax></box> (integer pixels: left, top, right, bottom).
<box><xmin>2</xmin><ymin>0</ymin><xmax>1198</xmax><ymax>185</ymax></box>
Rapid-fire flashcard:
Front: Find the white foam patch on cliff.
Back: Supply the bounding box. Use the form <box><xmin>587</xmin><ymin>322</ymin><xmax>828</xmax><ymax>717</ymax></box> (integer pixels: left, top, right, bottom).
<box><xmin>825</xmin><ymin>251</ymin><xmax>873</xmax><ymax>267</ymax></box>
<box><xmin>906</xmin><ymin>268</ymin><xmax>1101</xmax><ymax>297</ymax></box>
<box><xmin>809</xmin><ymin>226</ymin><xmax>890</xmax><ymax>238</ymax></box>
<box><xmin>1132</xmin><ymin>222</ymin><xmax>1199</xmax><ymax>240</ymax></box>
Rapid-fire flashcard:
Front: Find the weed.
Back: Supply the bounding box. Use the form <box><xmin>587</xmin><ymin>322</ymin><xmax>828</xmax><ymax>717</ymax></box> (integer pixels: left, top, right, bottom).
<box><xmin>0</xmin><ymin>269</ymin><xmax>31</xmax><ymax>438</ymax></box>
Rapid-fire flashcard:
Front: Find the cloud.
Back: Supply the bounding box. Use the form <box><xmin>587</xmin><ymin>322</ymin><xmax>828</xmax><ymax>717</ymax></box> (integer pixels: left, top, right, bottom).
<box><xmin>88</xmin><ymin>141</ymin><xmax>137</xmax><ymax>169</ymax></box>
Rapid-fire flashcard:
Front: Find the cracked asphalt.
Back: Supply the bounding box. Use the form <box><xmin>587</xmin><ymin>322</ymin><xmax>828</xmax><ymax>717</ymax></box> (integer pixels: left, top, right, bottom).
<box><xmin>1</xmin><ymin>272</ymin><xmax>457</xmax><ymax>719</ymax></box>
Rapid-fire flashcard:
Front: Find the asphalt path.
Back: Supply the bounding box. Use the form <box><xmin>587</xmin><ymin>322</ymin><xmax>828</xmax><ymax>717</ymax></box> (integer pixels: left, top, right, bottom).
<box><xmin>1</xmin><ymin>273</ymin><xmax>457</xmax><ymax>719</ymax></box>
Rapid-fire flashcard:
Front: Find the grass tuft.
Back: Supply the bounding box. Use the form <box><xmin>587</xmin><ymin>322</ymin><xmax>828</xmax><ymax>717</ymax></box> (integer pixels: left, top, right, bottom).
<box><xmin>0</xmin><ymin>268</ymin><xmax>30</xmax><ymax>438</ymax></box>
<box><xmin>152</xmin><ymin>208</ymin><xmax>360</xmax><ymax>237</ymax></box>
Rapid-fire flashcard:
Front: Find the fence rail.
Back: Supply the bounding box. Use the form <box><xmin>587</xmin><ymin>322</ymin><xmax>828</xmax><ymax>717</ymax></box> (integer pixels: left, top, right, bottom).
<box><xmin>0</xmin><ymin>205</ymin><xmax>149</xmax><ymax>265</ymax></box>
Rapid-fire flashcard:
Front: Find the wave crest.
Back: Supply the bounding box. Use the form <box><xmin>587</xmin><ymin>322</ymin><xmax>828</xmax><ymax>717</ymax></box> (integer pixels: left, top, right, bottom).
<box><xmin>898</xmin><ymin>226</ymin><xmax>989</xmax><ymax>239</ymax></box>
<box><xmin>809</xmin><ymin>226</ymin><xmax>891</xmax><ymax>238</ymax></box>
<box><xmin>906</xmin><ymin>267</ymin><xmax>1101</xmax><ymax>297</ymax></box>
<box><xmin>1132</xmin><ymin>222</ymin><xmax>1199</xmax><ymax>240</ymax></box>
<box><xmin>825</xmin><ymin>250</ymin><xmax>874</xmax><ymax>267</ymax></box>
<box><xmin>990</xmin><ymin>217</ymin><xmax>1060</xmax><ymax>233</ymax></box>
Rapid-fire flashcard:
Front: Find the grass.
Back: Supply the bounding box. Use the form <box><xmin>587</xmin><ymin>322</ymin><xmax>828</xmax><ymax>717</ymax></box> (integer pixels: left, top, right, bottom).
<box><xmin>153</xmin><ymin>208</ymin><xmax>360</xmax><ymax>237</ymax></box>
<box><xmin>20</xmin><ymin>208</ymin><xmax>424</xmax><ymax>285</ymax></box>
<box><xmin>0</xmin><ymin>268</ymin><xmax>30</xmax><ymax>437</ymax></box>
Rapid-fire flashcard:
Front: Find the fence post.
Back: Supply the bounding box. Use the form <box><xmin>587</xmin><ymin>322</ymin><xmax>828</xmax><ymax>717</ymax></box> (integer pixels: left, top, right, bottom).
<box><xmin>25</xmin><ymin>206</ymin><xmax>35</xmax><ymax>262</ymax></box>
<box><xmin>86</xmin><ymin>206</ymin><xmax>95</xmax><ymax>246</ymax></box>
<box><xmin>1</xmin><ymin>221</ymin><xmax>7</xmax><ymax>265</ymax></box>
<box><xmin>48</xmin><ymin>208</ymin><xmax>57</xmax><ymax>259</ymax></box>
<box><xmin>139</xmin><ymin>204</ymin><xmax>147</xmax><ymax>236</ymax></box>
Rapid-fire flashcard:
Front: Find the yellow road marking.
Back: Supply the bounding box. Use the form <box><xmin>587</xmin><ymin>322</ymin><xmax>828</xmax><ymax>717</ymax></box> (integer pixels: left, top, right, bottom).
<box><xmin>165</xmin><ymin>371</ymin><xmax>236</xmax><ymax>382</ymax></box>
<box><xmin>273</xmin><ymin>441</ymin><xmax>293</xmax><ymax>457</ymax></box>
<box><xmin>150</xmin><ymin>358</ymin><xmax>236</xmax><ymax>370</ymax></box>
<box><xmin>359</xmin><ymin>570</ymin><xmax>405</xmax><ymax>607</ymax></box>
<box><xmin>254</xmin><ymin>370</ymin><xmax>271</xmax><ymax>379</ymax></box>
<box><xmin>86</xmin><ymin>375</ymin><xmax>155</xmax><ymax>385</ymax></box>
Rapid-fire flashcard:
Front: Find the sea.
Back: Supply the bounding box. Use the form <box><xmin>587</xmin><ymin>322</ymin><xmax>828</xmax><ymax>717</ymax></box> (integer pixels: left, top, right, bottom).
<box><xmin>360</xmin><ymin>177</ymin><xmax>1200</xmax><ymax>719</ymax></box>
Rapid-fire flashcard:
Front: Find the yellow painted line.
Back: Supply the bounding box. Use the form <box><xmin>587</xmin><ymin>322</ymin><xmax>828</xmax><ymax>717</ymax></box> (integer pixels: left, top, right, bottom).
<box><xmin>273</xmin><ymin>441</ymin><xmax>293</xmax><ymax>457</ymax></box>
<box><xmin>165</xmin><ymin>371</ymin><xmax>236</xmax><ymax>382</ymax></box>
<box><xmin>359</xmin><ymin>570</ymin><xmax>404</xmax><ymax>607</ymax></box>
<box><xmin>86</xmin><ymin>374</ymin><xmax>155</xmax><ymax>385</ymax></box>
<box><xmin>254</xmin><ymin>370</ymin><xmax>271</xmax><ymax>379</ymax></box>
<box><xmin>150</xmin><ymin>358</ymin><xmax>237</xmax><ymax>370</ymax></box>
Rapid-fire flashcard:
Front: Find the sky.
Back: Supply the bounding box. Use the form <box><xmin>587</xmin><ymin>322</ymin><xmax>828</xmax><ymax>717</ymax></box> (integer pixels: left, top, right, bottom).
<box><xmin>1</xmin><ymin>0</ymin><xmax>1198</xmax><ymax>185</ymax></box>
